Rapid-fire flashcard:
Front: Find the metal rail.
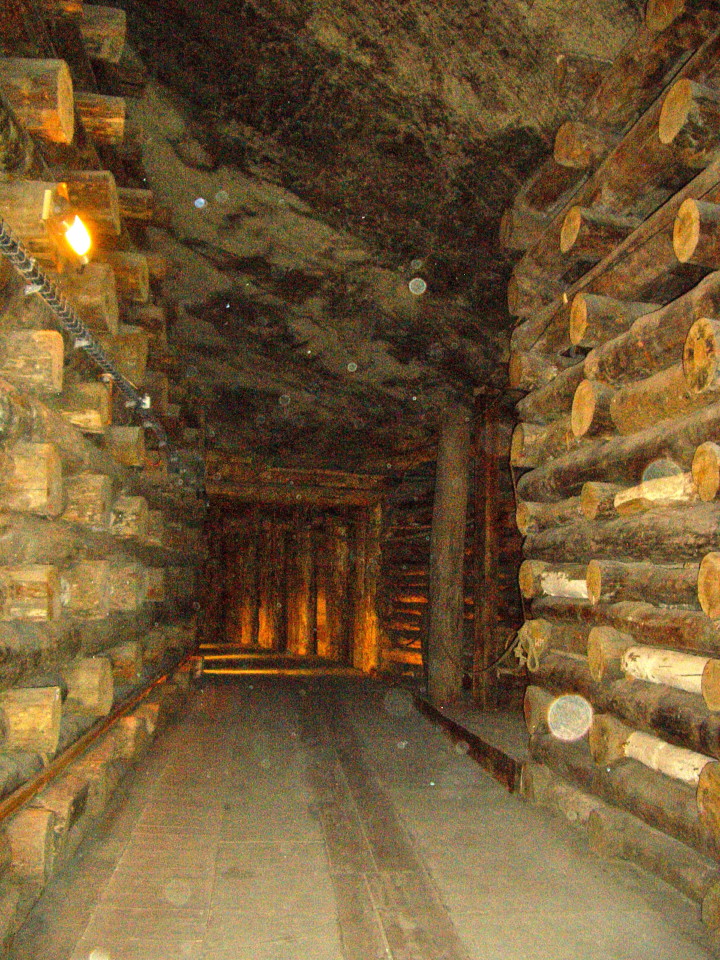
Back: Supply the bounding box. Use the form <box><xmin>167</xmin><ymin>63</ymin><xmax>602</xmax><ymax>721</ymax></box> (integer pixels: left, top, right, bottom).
<box><xmin>0</xmin><ymin>217</ymin><xmax>179</xmax><ymax>471</ymax></box>
<box><xmin>0</xmin><ymin>654</ymin><xmax>193</xmax><ymax>823</ymax></box>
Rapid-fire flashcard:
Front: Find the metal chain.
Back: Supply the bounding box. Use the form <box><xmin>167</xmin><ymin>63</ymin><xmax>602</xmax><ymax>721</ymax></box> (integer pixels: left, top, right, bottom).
<box><xmin>0</xmin><ymin>217</ymin><xmax>179</xmax><ymax>469</ymax></box>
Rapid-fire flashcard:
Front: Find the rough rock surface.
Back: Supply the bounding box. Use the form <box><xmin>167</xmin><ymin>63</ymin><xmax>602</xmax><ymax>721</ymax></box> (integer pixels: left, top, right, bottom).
<box><xmin>116</xmin><ymin>0</ymin><xmax>641</xmax><ymax>468</ymax></box>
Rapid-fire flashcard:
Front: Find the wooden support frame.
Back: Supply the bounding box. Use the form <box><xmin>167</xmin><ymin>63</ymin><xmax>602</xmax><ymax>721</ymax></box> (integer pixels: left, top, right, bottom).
<box><xmin>426</xmin><ymin>411</ymin><xmax>471</xmax><ymax>705</ymax></box>
<box><xmin>473</xmin><ymin>399</ymin><xmax>502</xmax><ymax>708</ymax></box>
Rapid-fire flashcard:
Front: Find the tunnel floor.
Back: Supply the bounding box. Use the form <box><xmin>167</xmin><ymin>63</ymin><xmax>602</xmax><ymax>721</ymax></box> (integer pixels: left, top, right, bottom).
<box><xmin>12</xmin><ymin>677</ymin><xmax>715</xmax><ymax>960</ymax></box>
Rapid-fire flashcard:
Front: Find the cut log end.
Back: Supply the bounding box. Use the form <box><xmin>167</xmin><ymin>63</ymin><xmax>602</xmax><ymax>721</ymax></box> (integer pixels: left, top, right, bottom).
<box><xmin>580</xmin><ymin>484</ymin><xmax>599</xmax><ymax>519</ymax></box>
<box><xmin>580</xmin><ymin>482</ymin><xmax>623</xmax><ymax>521</ymax></box>
<box><xmin>7</xmin><ymin>808</ymin><xmax>55</xmax><ymax>883</ymax></box>
<box><xmin>699</xmin><ymin>553</ymin><xmax>720</xmax><ymax>620</ymax></box>
<box><xmin>554</xmin><ymin>121</ymin><xmax>617</xmax><ymax>171</ymax></box>
<box><xmin>587</xmin><ymin>626</ymin><xmax>634</xmax><ymax>683</ymax></box>
<box><xmin>646</xmin><ymin>0</ymin><xmax>684</xmax><ymax>32</ymax></box>
<box><xmin>570</xmin><ymin>379</ymin><xmax>603</xmax><ymax>438</ymax></box>
<box><xmin>508</xmin><ymin>351</ymin><xmax>525</xmax><ymax>389</ymax></box>
<box><xmin>516</xmin><ymin>501</ymin><xmax>529</xmax><ymax>536</ymax></box>
<box><xmin>659</xmin><ymin>78</ymin><xmax>694</xmax><ymax>146</ymax></box>
<box><xmin>517</xmin><ymin>619</ymin><xmax>552</xmax><ymax>664</ymax></box>
<box><xmin>56</xmin><ymin>61</ymin><xmax>75</xmax><ymax>146</ymax></box>
<box><xmin>586</xmin><ymin>560</ymin><xmax>601</xmax><ymax>606</ymax></box>
<box><xmin>683</xmin><ymin>318</ymin><xmax>720</xmax><ymax>393</ymax></box>
<box><xmin>693</xmin><ymin>442</ymin><xmax>720</xmax><ymax>502</ymax></box>
<box><xmin>507</xmin><ymin>274</ymin><xmax>520</xmax><ymax>314</ymax></box>
<box><xmin>674</xmin><ymin>197</ymin><xmax>701</xmax><ymax>264</ymax></box>
<box><xmin>702</xmin><ymin>882</ymin><xmax>720</xmax><ymax>931</ymax></box>
<box><xmin>554</xmin><ymin>122</ymin><xmax>593</xmax><ymax>169</ymax></box>
<box><xmin>518</xmin><ymin>560</ymin><xmax>536</xmax><ymax>599</ymax></box>
<box><xmin>62</xmin><ymin>658</ymin><xmax>114</xmax><ymax>716</ymax></box>
<box><xmin>696</xmin><ymin>761</ymin><xmax>720</xmax><ymax>849</ymax></box>
<box><xmin>0</xmin><ymin>686</ymin><xmax>62</xmax><ymax>756</ymax></box>
<box><xmin>509</xmin><ymin>424</ymin><xmax>525</xmax><ymax>467</ymax></box>
<box><xmin>80</xmin><ymin>5</ymin><xmax>128</xmax><ymax>64</ymax></box>
<box><xmin>702</xmin><ymin>659</ymin><xmax>720</xmax><ymax>712</ymax></box>
<box><xmin>569</xmin><ymin>294</ymin><xmax>588</xmax><ymax>347</ymax></box>
<box><xmin>560</xmin><ymin>206</ymin><xmax>581</xmax><ymax>254</ymax></box>
<box><xmin>0</xmin><ymin>58</ymin><xmax>75</xmax><ymax>145</ymax></box>
<box><xmin>589</xmin><ymin>714</ymin><xmax>628</xmax><ymax>766</ymax></box>
<box><xmin>509</xmin><ymin>350</ymin><xmax>575</xmax><ymax>391</ymax></box>
<box><xmin>659</xmin><ymin>79</ymin><xmax>720</xmax><ymax>166</ymax></box>
<box><xmin>499</xmin><ymin>207</ymin><xmax>548</xmax><ymax>251</ymax></box>
<box><xmin>554</xmin><ymin>122</ymin><xmax>580</xmax><ymax>167</ymax></box>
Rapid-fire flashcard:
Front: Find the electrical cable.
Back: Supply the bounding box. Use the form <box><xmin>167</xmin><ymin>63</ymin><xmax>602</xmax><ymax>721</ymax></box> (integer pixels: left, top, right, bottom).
<box><xmin>0</xmin><ymin>216</ymin><xmax>180</xmax><ymax>472</ymax></box>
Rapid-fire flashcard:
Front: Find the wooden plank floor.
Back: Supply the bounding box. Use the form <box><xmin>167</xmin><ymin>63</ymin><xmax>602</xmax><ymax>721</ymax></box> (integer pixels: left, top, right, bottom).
<box><xmin>11</xmin><ymin>678</ymin><xmax>716</xmax><ymax>960</ymax></box>
<box><xmin>301</xmin><ymin>693</ymin><xmax>470</xmax><ymax>960</ymax></box>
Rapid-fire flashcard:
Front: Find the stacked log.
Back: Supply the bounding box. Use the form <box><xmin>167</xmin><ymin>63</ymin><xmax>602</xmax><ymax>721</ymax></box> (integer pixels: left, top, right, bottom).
<box><xmin>0</xmin><ymin>9</ymin><xmax>205</xmax><ymax>941</ymax></box>
<box><xmin>378</xmin><ymin>460</ymin><xmax>481</xmax><ymax>677</ymax></box>
<box><xmin>0</xmin><ymin>59</ymin><xmax>74</xmax><ymax>145</ymax></box>
<box><xmin>378</xmin><ymin>465</ymin><xmax>436</xmax><ymax>668</ymax></box>
<box><xmin>508</xmin><ymin>30</ymin><xmax>720</xmax><ymax>319</ymax></box>
<box><xmin>510</xmin><ymin>6</ymin><xmax>720</xmax><ymax>937</ymax></box>
<box><xmin>502</xmin><ymin>17</ymin><xmax>710</xmax><ymax>254</ymax></box>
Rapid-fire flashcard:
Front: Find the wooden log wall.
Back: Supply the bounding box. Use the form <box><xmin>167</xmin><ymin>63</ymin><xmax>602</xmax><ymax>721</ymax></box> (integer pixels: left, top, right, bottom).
<box><xmin>473</xmin><ymin>395</ymin><xmax>525</xmax><ymax>710</ymax></box>
<box><xmin>205</xmin><ymin>505</ymin><xmax>376</xmax><ymax>666</ymax></box>
<box><xmin>379</xmin><ymin>420</ymin><xmax>524</xmax><ymax>693</ymax></box>
<box><xmin>0</xmin><ymin>1</ymin><xmax>205</xmax><ymax>947</ymax></box>
<box><xmin>377</xmin><ymin>460</ymin><xmax>436</xmax><ymax>672</ymax></box>
<box><xmin>506</xmin><ymin>2</ymin><xmax>720</xmax><ymax>938</ymax></box>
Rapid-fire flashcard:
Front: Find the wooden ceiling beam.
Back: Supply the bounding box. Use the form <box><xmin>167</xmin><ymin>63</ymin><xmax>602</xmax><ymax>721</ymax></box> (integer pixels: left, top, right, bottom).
<box><xmin>205</xmin><ymin>453</ymin><xmax>389</xmax><ymax>506</ymax></box>
<box><xmin>206</xmin><ymin>484</ymin><xmax>383</xmax><ymax>509</ymax></box>
<box><xmin>204</xmin><ymin>454</ymin><xmax>387</xmax><ymax>491</ymax></box>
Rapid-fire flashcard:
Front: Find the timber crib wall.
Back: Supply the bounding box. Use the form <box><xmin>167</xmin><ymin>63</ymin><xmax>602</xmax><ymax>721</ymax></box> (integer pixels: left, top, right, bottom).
<box><xmin>378</xmin><ymin>398</ymin><xmax>524</xmax><ymax>701</ymax></box>
<box><xmin>202</xmin><ymin>503</ymin><xmax>381</xmax><ymax>668</ymax></box>
<box><xmin>505</xmin><ymin>0</ymin><xmax>720</xmax><ymax>938</ymax></box>
<box><xmin>0</xmin><ymin>0</ymin><xmax>205</xmax><ymax>944</ymax></box>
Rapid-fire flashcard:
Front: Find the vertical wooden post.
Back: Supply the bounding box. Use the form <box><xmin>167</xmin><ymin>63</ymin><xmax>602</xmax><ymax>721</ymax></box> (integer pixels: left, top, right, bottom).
<box><xmin>473</xmin><ymin>399</ymin><xmax>501</xmax><ymax>709</ymax></box>
<box><xmin>351</xmin><ymin>504</ymin><xmax>383</xmax><ymax>672</ymax></box>
<box><xmin>223</xmin><ymin>511</ymin><xmax>259</xmax><ymax>648</ymax></box>
<box><xmin>350</xmin><ymin>514</ymin><xmax>367</xmax><ymax>669</ymax></box>
<box><xmin>315</xmin><ymin>520</ymin><xmax>350</xmax><ymax>661</ymax></box>
<box><xmin>256</xmin><ymin>520</ymin><xmax>274</xmax><ymax>650</ymax></box>
<box><xmin>286</xmin><ymin>523</ymin><xmax>315</xmax><ymax>656</ymax></box>
<box><xmin>315</xmin><ymin>525</ymin><xmax>330</xmax><ymax>658</ymax></box>
<box><xmin>218</xmin><ymin>516</ymin><xmax>232</xmax><ymax>646</ymax></box>
<box><xmin>327</xmin><ymin>520</ymin><xmax>350</xmax><ymax>662</ymax></box>
<box><xmin>427</xmin><ymin>410</ymin><xmax>471</xmax><ymax>706</ymax></box>
<box><xmin>365</xmin><ymin>503</ymin><xmax>383</xmax><ymax>672</ymax></box>
<box><xmin>224</xmin><ymin>530</ymin><xmax>242</xmax><ymax>646</ymax></box>
<box><xmin>257</xmin><ymin>520</ymin><xmax>285</xmax><ymax>651</ymax></box>
<box><xmin>239</xmin><ymin>511</ymin><xmax>259</xmax><ymax>648</ymax></box>
<box><xmin>275</xmin><ymin>525</ymin><xmax>288</xmax><ymax>653</ymax></box>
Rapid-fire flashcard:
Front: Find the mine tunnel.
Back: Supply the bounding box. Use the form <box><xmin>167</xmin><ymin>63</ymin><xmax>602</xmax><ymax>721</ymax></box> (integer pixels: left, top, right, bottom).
<box><xmin>2</xmin><ymin>0</ymin><xmax>720</xmax><ymax>957</ymax></box>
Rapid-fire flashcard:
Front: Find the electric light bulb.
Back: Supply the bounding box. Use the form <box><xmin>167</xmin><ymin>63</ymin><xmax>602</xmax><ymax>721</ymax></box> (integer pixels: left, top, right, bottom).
<box><xmin>64</xmin><ymin>215</ymin><xmax>92</xmax><ymax>259</ymax></box>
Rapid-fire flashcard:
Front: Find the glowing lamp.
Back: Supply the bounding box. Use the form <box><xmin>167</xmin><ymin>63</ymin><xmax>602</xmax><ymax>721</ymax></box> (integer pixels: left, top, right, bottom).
<box><xmin>63</xmin><ymin>215</ymin><xmax>92</xmax><ymax>262</ymax></box>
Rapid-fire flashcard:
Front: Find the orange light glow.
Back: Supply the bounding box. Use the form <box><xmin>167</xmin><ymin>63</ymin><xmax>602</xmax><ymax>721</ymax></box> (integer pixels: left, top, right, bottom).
<box><xmin>64</xmin><ymin>215</ymin><xmax>92</xmax><ymax>259</ymax></box>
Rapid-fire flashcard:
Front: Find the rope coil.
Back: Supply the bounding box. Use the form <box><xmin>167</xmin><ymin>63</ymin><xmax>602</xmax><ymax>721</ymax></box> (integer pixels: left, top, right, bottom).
<box><xmin>514</xmin><ymin>623</ymin><xmax>541</xmax><ymax>673</ymax></box>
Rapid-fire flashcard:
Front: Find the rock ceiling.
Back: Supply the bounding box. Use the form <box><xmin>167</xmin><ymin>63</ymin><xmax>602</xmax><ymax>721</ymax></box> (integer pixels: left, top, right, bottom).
<box><xmin>118</xmin><ymin>0</ymin><xmax>641</xmax><ymax>470</ymax></box>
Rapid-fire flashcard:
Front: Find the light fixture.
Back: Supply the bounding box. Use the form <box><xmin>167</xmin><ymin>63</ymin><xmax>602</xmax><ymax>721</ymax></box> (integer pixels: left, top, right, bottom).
<box><xmin>62</xmin><ymin>214</ymin><xmax>92</xmax><ymax>263</ymax></box>
<box><xmin>41</xmin><ymin>186</ymin><xmax>93</xmax><ymax>266</ymax></box>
